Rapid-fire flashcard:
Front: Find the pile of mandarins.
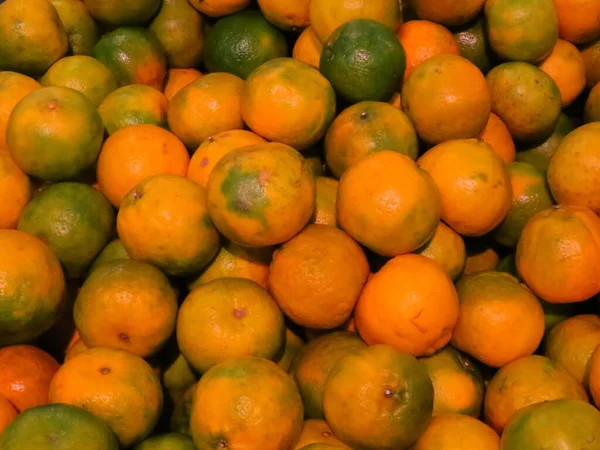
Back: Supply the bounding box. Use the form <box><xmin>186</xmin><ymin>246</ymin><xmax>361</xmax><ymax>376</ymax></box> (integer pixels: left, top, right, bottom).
<box><xmin>0</xmin><ymin>0</ymin><xmax>600</xmax><ymax>448</ymax></box>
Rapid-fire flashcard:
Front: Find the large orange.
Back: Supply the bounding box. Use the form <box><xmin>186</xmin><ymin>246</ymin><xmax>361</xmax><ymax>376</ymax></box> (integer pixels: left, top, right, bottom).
<box><xmin>0</xmin><ymin>345</ymin><xmax>59</xmax><ymax>413</ymax></box>
<box><xmin>548</xmin><ymin>123</ymin><xmax>600</xmax><ymax>214</ymax></box>
<box><xmin>269</xmin><ymin>224</ymin><xmax>369</xmax><ymax>329</ymax></box>
<box><xmin>293</xmin><ymin>27</ymin><xmax>323</xmax><ymax>68</ymax></box>
<box><xmin>190</xmin><ymin>357</ymin><xmax>303</xmax><ymax>449</ymax></box>
<box><xmin>544</xmin><ymin>314</ymin><xmax>600</xmax><ymax>387</ymax></box>
<box><xmin>187</xmin><ymin>129</ymin><xmax>266</xmax><ymax>189</ymax></box>
<box><xmin>73</xmin><ymin>259</ymin><xmax>178</xmax><ymax>357</ymax></box>
<box><xmin>163</xmin><ymin>68</ymin><xmax>203</xmax><ymax>101</ymax></box>
<box><xmin>397</xmin><ymin>20</ymin><xmax>460</xmax><ymax>81</ymax></box>
<box><xmin>0</xmin><ymin>71</ymin><xmax>40</xmax><ymax>149</ymax></box>
<box><xmin>294</xmin><ymin>420</ymin><xmax>351</xmax><ymax>449</ymax></box>
<box><xmin>484</xmin><ymin>355</ymin><xmax>588</xmax><ymax>433</ymax></box>
<box><xmin>420</xmin><ymin>346</ymin><xmax>485</xmax><ymax>417</ymax></box>
<box><xmin>417</xmin><ymin>139</ymin><xmax>512</xmax><ymax>237</ymax></box>
<box><xmin>402</xmin><ymin>55</ymin><xmax>491</xmax><ymax>144</ymax></box>
<box><xmin>355</xmin><ymin>254</ymin><xmax>459</xmax><ymax>356</ymax></box>
<box><xmin>167</xmin><ymin>72</ymin><xmax>245</xmax><ymax>149</ymax></box>
<box><xmin>206</xmin><ymin>142</ymin><xmax>316</xmax><ymax>247</ymax></box>
<box><xmin>451</xmin><ymin>271</ymin><xmax>545</xmax><ymax>368</ymax></box>
<box><xmin>480</xmin><ymin>112</ymin><xmax>516</xmax><ymax>163</ymax></box>
<box><xmin>409</xmin><ymin>0</ymin><xmax>486</xmax><ymax>26</ymax></box>
<box><xmin>117</xmin><ymin>175</ymin><xmax>220</xmax><ymax>276</ymax></box>
<box><xmin>538</xmin><ymin>39</ymin><xmax>587</xmax><ymax>106</ymax></box>
<box><xmin>416</xmin><ymin>222</ymin><xmax>466</xmax><ymax>281</ymax></box>
<box><xmin>241</xmin><ymin>58</ymin><xmax>336</xmax><ymax>150</ymax></box>
<box><xmin>553</xmin><ymin>0</ymin><xmax>600</xmax><ymax>44</ymax></box>
<box><xmin>0</xmin><ymin>150</ymin><xmax>31</xmax><ymax>229</ymax></box>
<box><xmin>49</xmin><ymin>347</ymin><xmax>163</xmax><ymax>447</ymax></box>
<box><xmin>323</xmin><ymin>344</ymin><xmax>434</xmax><ymax>449</ymax></box>
<box><xmin>0</xmin><ymin>230</ymin><xmax>65</xmax><ymax>346</ymax></box>
<box><xmin>515</xmin><ymin>205</ymin><xmax>600</xmax><ymax>303</ymax></box>
<box><xmin>177</xmin><ymin>278</ymin><xmax>285</xmax><ymax>373</ymax></box>
<box><xmin>96</xmin><ymin>124</ymin><xmax>190</xmax><ymax>207</ymax></box>
<box><xmin>337</xmin><ymin>151</ymin><xmax>441</xmax><ymax>256</ymax></box>
<box><xmin>324</xmin><ymin>101</ymin><xmax>418</xmax><ymax>179</ymax></box>
<box><xmin>412</xmin><ymin>414</ymin><xmax>500</xmax><ymax>450</ymax></box>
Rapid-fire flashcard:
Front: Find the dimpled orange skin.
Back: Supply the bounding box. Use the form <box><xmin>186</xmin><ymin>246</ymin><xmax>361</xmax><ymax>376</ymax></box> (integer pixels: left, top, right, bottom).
<box><xmin>188</xmin><ymin>0</ymin><xmax>250</xmax><ymax>17</ymax></box>
<box><xmin>484</xmin><ymin>355</ymin><xmax>588</xmax><ymax>433</ymax></box>
<box><xmin>538</xmin><ymin>39</ymin><xmax>587</xmax><ymax>106</ymax></box>
<box><xmin>547</xmin><ymin>123</ymin><xmax>600</xmax><ymax>214</ymax></box>
<box><xmin>0</xmin><ymin>72</ymin><xmax>40</xmax><ymax>149</ymax></box>
<box><xmin>0</xmin><ymin>150</ymin><xmax>31</xmax><ymax>229</ymax></box>
<box><xmin>402</xmin><ymin>55</ymin><xmax>491</xmax><ymax>145</ymax></box>
<box><xmin>587</xmin><ymin>346</ymin><xmax>600</xmax><ymax>407</ymax></box>
<box><xmin>337</xmin><ymin>151</ymin><xmax>441</xmax><ymax>256</ymax></box>
<box><xmin>416</xmin><ymin>222</ymin><xmax>466</xmax><ymax>281</ymax></box>
<box><xmin>163</xmin><ymin>68</ymin><xmax>203</xmax><ymax>101</ymax></box>
<box><xmin>418</xmin><ymin>139</ymin><xmax>512</xmax><ymax>237</ymax></box>
<box><xmin>294</xmin><ymin>420</ymin><xmax>351</xmax><ymax>449</ymax></box>
<box><xmin>0</xmin><ymin>345</ymin><xmax>59</xmax><ymax>413</ymax></box>
<box><xmin>96</xmin><ymin>124</ymin><xmax>190</xmax><ymax>207</ymax></box>
<box><xmin>0</xmin><ymin>395</ymin><xmax>17</xmax><ymax>434</ymax></box>
<box><xmin>269</xmin><ymin>224</ymin><xmax>370</xmax><ymax>329</ymax></box>
<box><xmin>545</xmin><ymin>315</ymin><xmax>600</xmax><ymax>386</ymax></box>
<box><xmin>241</xmin><ymin>58</ymin><xmax>336</xmax><ymax>150</ymax></box>
<box><xmin>293</xmin><ymin>27</ymin><xmax>322</xmax><ymax>68</ymax></box>
<box><xmin>117</xmin><ymin>175</ymin><xmax>220</xmax><ymax>276</ymax></box>
<box><xmin>355</xmin><ymin>254</ymin><xmax>459</xmax><ymax>357</ymax></box>
<box><xmin>397</xmin><ymin>20</ymin><xmax>460</xmax><ymax>81</ymax></box>
<box><xmin>553</xmin><ymin>0</ymin><xmax>600</xmax><ymax>44</ymax></box>
<box><xmin>409</xmin><ymin>0</ymin><xmax>486</xmax><ymax>26</ymax></box>
<box><xmin>413</xmin><ymin>414</ymin><xmax>500</xmax><ymax>450</ymax></box>
<box><xmin>73</xmin><ymin>259</ymin><xmax>178</xmax><ymax>357</ymax></box>
<box><xmin>206</xmin><ymin>142</ymin><xmax>316</xmax><ymax>248</ymax></box>
<box><xmin>451</xmin><ymin>271</ymin><xmax>545</xmax><ymax>368</ymax></box>
<box><xmin>167</xmin><ymin>72</ymin><xmax>245</xmax><ymax>149</ymax></box>
<box><xmin>187</xmin><ymin>130</ymin><xmax>266</xmax><ymax>189</ymax></box>
<box><xmin>516</xmin><ymin>205</ymin><xmax>600</xmax><ymax>303</ymax></box>
<box><xmin>480</xmin><ymin>113</ymin><xmax>516</xmax><ymax>163</ymax></box>
<box><xmin>310</xmin><ymin>177</ymin><xmax>338</xmax><ymax>227</ymax></box>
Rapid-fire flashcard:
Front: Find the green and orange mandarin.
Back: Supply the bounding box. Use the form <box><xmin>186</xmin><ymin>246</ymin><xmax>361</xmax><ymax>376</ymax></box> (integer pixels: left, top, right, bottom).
<box><xmin>49</xmin><ymin>0</ymin><xmax>99</xmax><ymax>56</ymax></box>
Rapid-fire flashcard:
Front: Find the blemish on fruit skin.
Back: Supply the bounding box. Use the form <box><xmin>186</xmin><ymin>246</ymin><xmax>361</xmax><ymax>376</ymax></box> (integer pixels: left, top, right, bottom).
<box><xmin>384</xmin><ymin>389</ymin><xmax>393</xmax><ymax>398</ymax></box>
<box><xmin>360</xmin><ymin>112</ymin><xmax>368</xmax><ymax>119</ymax></box>
<box><xmin>99</xmin><ymin>366</ymin><xmax>111</xmax><ymax>375</ymax></box>
<box><xmin>233</xmin><ymin>307</ymin><xmax>247</xmax><ymax>319</ymax></box>
<box><xmin>119</xmin><ymin>332</ymin><xmax>130</xmax><ymax>343</ymax></box>
<box><xmin>200</xmin><ymin>157</ymin><xmax>209</xmax><ymax>167</ymax></box>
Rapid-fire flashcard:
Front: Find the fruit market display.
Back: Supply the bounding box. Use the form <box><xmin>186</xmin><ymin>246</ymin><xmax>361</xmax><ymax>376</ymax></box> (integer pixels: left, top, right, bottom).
<box><xmin>1</xmin><ymin>0</ymin><xmax>600</xmax><ymax>448</ymax></box>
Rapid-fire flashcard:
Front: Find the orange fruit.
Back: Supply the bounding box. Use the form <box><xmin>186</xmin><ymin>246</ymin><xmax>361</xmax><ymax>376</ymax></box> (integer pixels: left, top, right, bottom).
<box><xmin>290</xmin><ymin>331</ymin><xmax>367</xmax><ymax>419</ymax></box>
<box><xmin>206</xmin><ymin>142</ymin><xmax>316</xmax><ymax>247</ymax></box>
<box><xmin>0</xmin><ymin>345</ymin><xmax>59</xmax><ymax>413</ymax></box>
<box><xmin>258</xmin><ymin>0</ymin><xmax>311</xmax><ymax>31</ymax></box>
<box><xmin>98</xmin><ymin>84</ymin><xmax>169</xmax><ymax>135</ymax></box>
<box><xmin>131</xmin><ymin>433</ymin><xmax>194</xmax><ymax>450</ymax></box>
<box><xmin>397</xmin><ymin>20</ymin><xmax>460</xmax><ymax>81</ymax></box>
<box><xmin>582</xmin><ymin>38</ymin><xmax>600</xmax><ymax>88</ymax></box>
<box><xmin>163</xmin><ymin>68</ymin><xmax>203</xmax><ymax>101</ymax></box>
<box><xmin>548</xmin><ymin>123</ymin><xmax>600</xmax><ymax>214</ymax></box>
<box><xmin>294</xmin><ymin>420</ymin><xmax>351</xmax><ymax>449</ymax></box>
<box><xmin>65</xmin><ymin>338</ymin><xmax>88</xmax><ymax>362</ymax></box>
<box><xmin>538</xmin><ymin>39</ymin><xmax>586</xmax><ymax>106</ymax></box>
<box><xmin>544</xmin><ymin>314</ymin><xmax>600</xmax><ymax>387</ymax></box>
<box><xmin>49</xmin><ymin>347</ymin><xmax>163</xmax><ymax>447</ymax></box>
<box><xmin>190</xmin><ymin>241</ymin><xmax>272</xmax><ymax>290</ymax></box>
<box><xmin>187</xmin><ymin>129</ymin><xmax>266</xmax><ymax>189</ymax></box>
<box><xmin>177</xmin><ymin>278</ymin><xmax>285</xmax><ymax>373</ymax></box>
<box><xmin>480</xmin><ymin>113</ymin><xmax>516</xmax><ymax>163</ymax></box>
<box><xmin>553</xmin><ymin>0</ymin><xmax>600</xmax><ymax>44</ymax></box>
<box><xmin>89</xmin><ymin>239</ymin><xmax>130</xmax><ymax>273</ymax></box>
<box><xmin>0</xmin><ymin>230</ymin><xmax>65</xmax><ymax>346</ymax></box>
<box><xmin>585</xmin><ymin>82</ymin><xmax>600</xmax><ymax>123</ymax></box>
<box><xmin>417</xmin><ymin>222</ymin><xmax>467</xmax><ymax>281</ymax></box>
<box><xmin>83</xmin><ymin>0</ymin><xmax>160</xmax><ymax>26</ymax></box>
<box><xmin>409</xmin><ymin>0</ymin><xmax>486</xmax><ymax>26</ymax></box>
<box><xmin>515</xmin><ymin>205</ymin><xmax>600</xmax><ymax>303</ymax></box>
<box><xmin>309</xmin><ymin>0</ymin><xmax>401</xmax><ymax>43</ymax></box>
<box><xmin>0</xmin><ymin>395</ymin><xmax>17</xmax><ymax>434</ymax></box>
<box><xmin>0</xmin><ymin>150</ymin><xmax>31</xmax><ymax>229</ymax></box>
<box><xmin>337</xmin><ymin>151</ymin><xmax>441</xmax><ymax>256</ymax></box>
<box><xmin>0</xmin><ymin>71</ymin><xmax>40</xmax><ymax>149</ymax></box>
<box><xmin>168</xmin><ymin>72</ymin><xmax>245</xmax><ymax>150</ymax></box>
<box><xmin>269</xmin><ymin>224</ymin><xmax>370</xmax><ymax>329</ymax></box>
<box><xmin>486</xmin><ymin>62</ymin><xmax>561</xmax><ymax>143</ymax></box>
<box><xmin>188</xmin><ymin>0</ymin><xmax>250</xmax><ymax>17</ymax></box>
<box><xmin>323</xmin><ymin>344</ymin><xmax>434</xmax><ymax>449</ymax></box>
<box><xmin>587</xmin><ymin>345</ymin><xmax>600</xmax><ymax>407</ymax></box>
<box><xmin>451</xmin><ymin>271</ymin><xmax>545</xmax><ymax>368</ymax></box>
<box><xmin>117</xmin><ymin>175</ymin><xmax>220</xmax><ymax>276</ymax></box>
<box><xmin>484</xmin><ymin>355</ymin><xmax>588</xmax><ymax>433</ymax></box>
<box><xmin>418</xmin><ymin>139</ymin><xmax>512</xmax><ymax>237</ymax></box>
<box><xmin>355</xmin><ymin>254</ymin><xmax>459</xmax><ymax>356</ymax></box>
<box><xmin>412</xmin><ymin>414</ymin><xmax>500</xmax><ymax>450</ymax></box>
<box><xmin>277</xmin><ymin>327</ymin><xmax>305</xmax><ymax>372</ymax></box>
<box><xmin>420</xmin><ymin>346</ymin><xmax>485</xmax><ymax>417</ymax></box>
<box><xmin>310</xmin><ymin>177</ymin><xmax>338</xmax><ymax>227</ymax></box>
<box><xmin>241</xmin><ymin>58</ymin><xmax>336</xmax><ymax>150</ymax></box>
<box><xmin>170</xmin><ymin>382</ymin><xmax>195</xmax><ymax>435</ymax></box>
<box><xmin>402</xmin><ymin>55</ymin><xmax>491</xmax><ymax>144</ymax></box>
<box><xmin>324</xmin><ymin>101</ymin><xmax>418</xmax><ymax>179</ymax></box>
<box><xmin>74</xmin><ymin>259</ymin><xmax>178</xmax><ymax>357</ymax></box>
<box><xmin>190</xmin><ymin>357</ymin><xmax>303</xmax><ymax>449</ymax></box>
<box><xmin>463</xmin><ymin>243</ymin><xmax>500</xmax><ymax>276</ymax></box>
<box><xmin>49</xmin><ymin>0</ymin><xmax>99</xmax><ymax>56</ymax></box>
<box><xmin>293</xmin><ymin>27</ymin><xmax>323</xmax><ymax>68</ymax></box>
<box><xmin>96</xmin><ymin>124</ymin><xmax>190</xmax><ymax>207</ymax></box>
